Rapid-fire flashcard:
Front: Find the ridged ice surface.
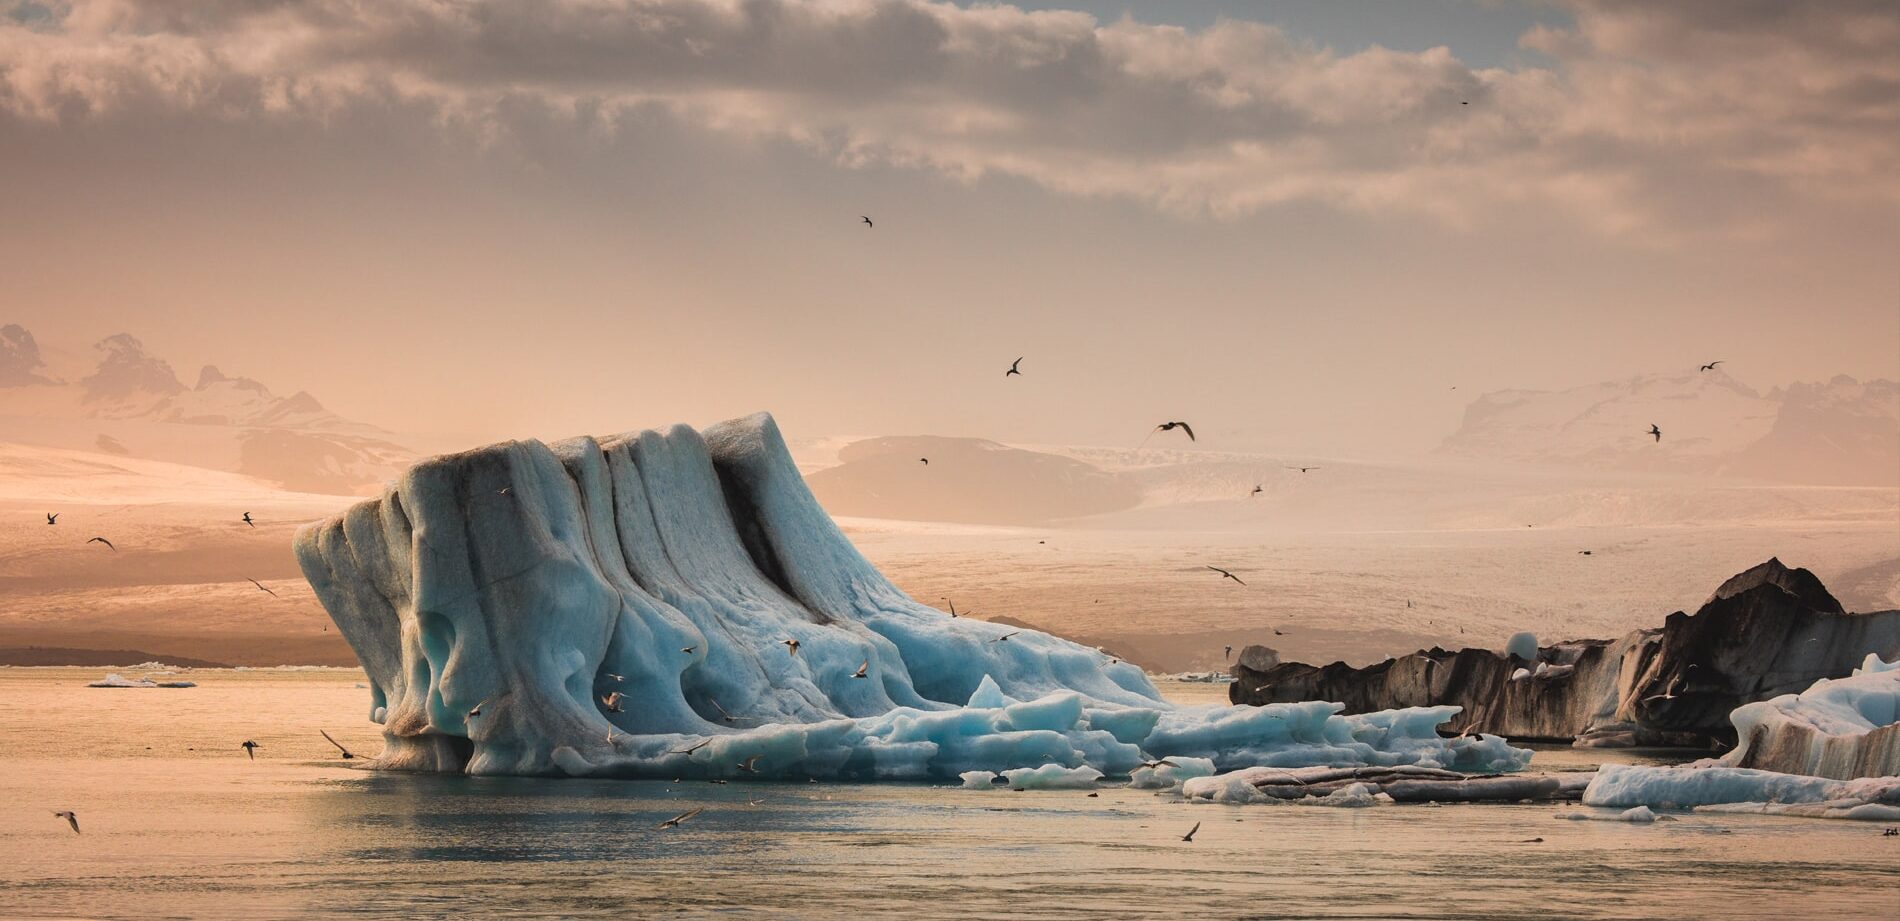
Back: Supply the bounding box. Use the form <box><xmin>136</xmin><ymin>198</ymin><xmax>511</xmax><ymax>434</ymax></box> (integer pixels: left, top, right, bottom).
<box><xmin>296</xmin><ymin>412</ymin><xmax>1527</xmax><ymax>779</ymax></box>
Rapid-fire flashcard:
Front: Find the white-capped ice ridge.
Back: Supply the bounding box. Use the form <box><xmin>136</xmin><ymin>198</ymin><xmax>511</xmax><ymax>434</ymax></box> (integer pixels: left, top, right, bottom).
<box><xmin>296</xmin><ymin>412</ymin><xmax>1532</xmax><ymax>781</ymax></box>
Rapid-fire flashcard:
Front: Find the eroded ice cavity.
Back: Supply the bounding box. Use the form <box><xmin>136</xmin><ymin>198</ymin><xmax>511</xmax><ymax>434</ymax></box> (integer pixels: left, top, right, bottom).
<box><xmin>296</xmin><ymin>412</ymin><xmax>1528</xmax><ymax>779</ymax></box>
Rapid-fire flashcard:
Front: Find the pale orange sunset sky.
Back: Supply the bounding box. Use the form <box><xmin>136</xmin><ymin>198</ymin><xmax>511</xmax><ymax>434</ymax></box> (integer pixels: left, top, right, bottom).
<box><xmin>2</xmin><ymin>0</ymin><xmax>1896</xmax><ymax>455</ymax></box>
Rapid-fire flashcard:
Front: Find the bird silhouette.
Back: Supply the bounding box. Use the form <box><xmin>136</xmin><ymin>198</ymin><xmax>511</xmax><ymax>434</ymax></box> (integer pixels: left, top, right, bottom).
<box><xmin>1154</xmin><ymin>421</ymin><xmax>1196</xmax><ymax>442</ymax></box>
<box><xmin>709</xmin><ymin>698</ymin><xmax>745</xmax><ymax>723</ymax></box>
<box><xmin>782</xmin><ymin>638</ymin><xmax>800</xmax><ymax>657</ymax></box>
<box><xmin>53</xmin><ymin>810</ymin><xmax>79</xmax><ymax>834</ymax></box>
<box><xmin>861</xmin><ymin>216</ymin><xmax>873</xmax><ymax>228</ymax></box>
<box><xmin>1224</xmin><ymin>645</ymin><xmax>1233</xmax><ymax>659</ymax></box>
<box><xmin>681</xmin><ymin>646</ymin><xmax>695</xmax><ymax>654</ymax></box>
<box><xmin>738</xmin><ymin>755</ymin><xmax>762</xmax><ymax>773</ymax></box>
<box><xmin>1578</xmin><ymin>550</ymin><xmax>1593</xmax><ymax>556</ymax></box>
<box><xmin>850</xmin><ymin>660</ymin><xmax>869</xmax><ymax>679</ymax></box>
<box><xmin>994</xmin><ymin>631</ymin><xmax>1020</xmax><ymax>643</ymax></box>
<box><xmin>1181</xmin><ymin>821</ymin><xmax>1201</xmax><ymax>842</ymax></box>
<box><xmin>658</xmin><ymin>807</ymin><xmax>703</xmax><ymax>828</ymax></box>
<box><xmin>468</xmin><ymin>702</ymin><xmax>484</xmax><ymax>718</ymax></box>
<box><xmin>1699</xmin><ymin>361</ymin><xmax>1723</xmax><ymax>372</ymax></box>
<box><xmin>1005</xmin><ymin>357</ymin><xmax>1023</xmax><ymax>377</ymax></box>
<box><xmin>241</xmin><ymin>740</ymin><xmax>260</xmax><ymax>760</ymax></box>
<box><xmin>319</xmin><ymin>729</ymin><xmax>354</xmax><ymax>759</ymax></box>
<box><xmin>1250</xmin><ymin>485</ymin><xmax>1262</xmax><ymax>496</ymax></box>
<box><xmin>242</xmin><ymin>512</ymin><xmax>254</xmax><ymax>528</ymax></box>
<box><xmin>246</xmin><ymin>578</ymin><xmax>277</xmax><ymax>598</ymax></box>
<box><xmin>87</xmin><ymin>537</ymin><xmax>115</xmax><ymax>551</ymax></box>
<box><xmin>601</xmin><ymin>691</ymin><xmax>625</xmax><ymax>713</ymax></box>
<box><xmin>919</xmin><ymin>458</ymin><xmax>928</xmax><ymax>465</ymax></box>
<box><xmin>1287</xmin><ymin>466</ymin><xmax>1320</xmax><ymax>473</ymax></box>
<box><xmin>45</xmin><ymin>513</ymin><xmax>57</xmax><ymax>525</ymax></box>
<box><xmin>605</xmin><ymin>672</ymin><xmax>626</xmax><ymax>682</ymax></box>
<box><xmin>671</xmin><ymin>739</ymin><xmax>711</xmax><ymax>755</ymax></box>
<box><xmin>1206</xmin><ymin>566</ymin><xmax>1245</xmax><ymax>586</ymax></box>
<box><xmin>1141</xmin><ymin>759</ymin><xmax>1178</xmax><ymax>769</ymax></box>
<box><xmin>1648</xmin><ymin>424</ymin><xmax>1662</xmax><ymax>442</ymax></box>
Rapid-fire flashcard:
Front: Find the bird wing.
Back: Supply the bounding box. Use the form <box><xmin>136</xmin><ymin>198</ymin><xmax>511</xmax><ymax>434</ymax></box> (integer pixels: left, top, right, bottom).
<box><xmin>320</xmin><ymin>729</ymin><xmax>351</xmax><ymax>755</ymax></box>
<box><xmin>1184</xmin><ymin>822</ymin><xmax>1200</xmax><ymax>839</ymax></box>
<box><xmin>1179</xmin><ymin>422</ymin><xmax>1195</xmax><ymax>441</ymax></box>
<box><xmin>89</xmin><ymin>537</ymin><xmax>115</xmax><ymax>550</ymax></box>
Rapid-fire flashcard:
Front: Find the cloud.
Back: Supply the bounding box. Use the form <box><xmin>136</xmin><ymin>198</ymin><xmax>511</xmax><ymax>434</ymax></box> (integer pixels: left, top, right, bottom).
<box><xmin>2</xmin><ymin>0</ymin><xmax>1894</xmax><ymax>239</ymax></box>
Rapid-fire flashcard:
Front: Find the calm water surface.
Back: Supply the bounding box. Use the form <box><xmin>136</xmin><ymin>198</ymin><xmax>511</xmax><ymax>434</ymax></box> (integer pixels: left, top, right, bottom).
<box><xmin>2</xmin><ymin>668</ymin><xmax>1894</xmax><ymax>920</ymax></box>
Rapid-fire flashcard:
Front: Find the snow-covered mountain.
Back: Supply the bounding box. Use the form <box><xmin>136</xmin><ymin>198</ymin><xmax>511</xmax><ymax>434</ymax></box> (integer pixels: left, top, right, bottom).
<box><xmin>0</xmin><ymin>324</ymin><xmax>414</xmax><ymax>494</ymax></box>
<box><xmin>1437</xmin><ymin>370</ymin><xmax>1898</xmax><ymax>485</ymax></box>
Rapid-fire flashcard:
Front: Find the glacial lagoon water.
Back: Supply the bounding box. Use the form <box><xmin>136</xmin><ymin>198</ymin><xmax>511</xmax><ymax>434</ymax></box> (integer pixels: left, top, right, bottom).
<box><xmin>1</xmin><ymin>668</ymin><xmax>1894</xmax><ymax>920</ymax></box>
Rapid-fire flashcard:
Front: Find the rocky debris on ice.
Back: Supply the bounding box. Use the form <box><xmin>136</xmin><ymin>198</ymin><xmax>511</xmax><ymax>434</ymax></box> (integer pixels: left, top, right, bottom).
<box><xmin>1231</xmin><ymin>559</ymin><xmax>1899</xmax><ymax>749</ymax></box>
<box><xmin>1181</xmin><ymin>763</ymin><xmax>1591</xmax><ymax>806</ymax></box>
<box><xmin>297</xmin><ymin>412</ymin><xmax>1533</xmax><ymax>780</ymax></box>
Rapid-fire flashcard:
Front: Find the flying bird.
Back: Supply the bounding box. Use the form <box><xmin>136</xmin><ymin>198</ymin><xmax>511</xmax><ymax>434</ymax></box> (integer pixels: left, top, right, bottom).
<box><xmin>242</xmin><ymin>512</ymin><xmax>254</xmax><ymax>528</ymax></box>
<box><xmin>1699</xmin><ymin>361</ymin><xmax>1723</xmax><ymax>372</ymax></box>
<box><xmin>1153</xmin><ymin>421</ymin><xmax>1196</xmax><ymax>442</ymax></box>
<box><xmin>45</xmin><ymin>513</ymin><xmax>57</xmax><ymax>525</ymax></box>
<box><xmin>1206</xmin><ymin>566</ymin><xmax>1246</xmax><ymax>586</ymax></box>
<box><xmin>738</xmin><ymin>755</ymin><xmax>762</xmax><ymax>774</ymax></box>
<box><xmin>1181</xmin><ymin>821</ymin><xmax>1202</xmax><ymax>842</ymax></box>
<box><xmin>1250</xmin><ymin>486</ymin><xmax>1262</xmax><ymax>497</ymax></box>
<box><xmin>851</xmin><ymin>660</ymin><xmax>869</xmax><ymax>679</ymax></box>
<box><xmin>782</xmin><ymin>638</ymin><xmax>800</xmax><ymax>656</ymax></box>
<box><xmin>601</xmin><ymin>691</ymin><xmax>625</xmax><ymax>713</ymax></box>
<box><xmin>319</xmin><ymin>729</ymin><xmax>354</xmax><ymax>759</ymax></box>
<box><xmin>861</xmin><ymin>216</ymin><xmax>873</xmax><ymax>228</ymax></box>
<box><xmin>246</xmin><ymin>578</ymin><xmax>278</xmax><ymax>598</ymax></box>
<box><xmin>919</xmin><ymin>458</ymin><xmax>928</xmax><ymax>465</ymax></box>
<box><xmin>241</xmin><ymin>740</ymin><xmax>260</xmax><ymax>760</ymax></box>
<box><xmin>709</xmin><ymin>698</ymin><xmax>744</xmax><ymax>723</ymax></box>
<box><xmin>605</xmin><ymin>673</ymin><xmax>626</xmax><ymax>682</ymax></box>
<box><xmin>87</xmin><ymin>537</ymin><xmax>115</xmax><ymax>551</ymax></box>
<box><xmin>682</xmin><ymin>646</ymin><xmax>695</xmax><ymax>654</ymax></box>
<box><xmin>468</xmin><ymin>702</ymin><xmax>484</xmax><ymax>718</ymax></box>
<box><xmin>658</xmin><ymin>807</ymin><xmax>704</xmax><ymax>829</ymax></box>
<box><xmin>53</xmin><ymin>810</ymin><xmax>79</xmax><ymax>834</ymax></box>
<box><xmin>1578</xmin><ymin>550</ymin><xmax>1593</xmax><ymax>556</ymax></box>
<box><xmin>671</xmin><ymin>739</ymin><xmax>711</xmax><ymax>755</ymax></box>
<box><xmin>1287</xmin><ymin>466</ymin><xmax>1320</xmax><ymax>473</ymax></box>
<box><xmin>994</xmin><ymin>631</ymin><xmax>1020</xmax><ymax>643</ymax></box>
<box><xmin>1647</xmin><ymin>424</ymin><xmax>1662</xmax><ymax>442</ymax></box>
<box><xmin>1005</xmin><ymin>357</ymin><xmax>1023</xmax><ymax>377</ymax></box>
<box><xmin>1224</xmin><ymin>645</ymin><xmax>1233</xmax><ymax>659</ymax></box>
<box><xmin>1140</xmin><ymin>759</ymin><xmax>1178</xmax><ymax>770</ymax></box>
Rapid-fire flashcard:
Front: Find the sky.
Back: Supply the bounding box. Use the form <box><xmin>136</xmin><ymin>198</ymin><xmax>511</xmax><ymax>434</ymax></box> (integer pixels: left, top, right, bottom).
<box><xmin>2</xmin><ymin>0</ymin><xmax>1896</xmax><ymax>457</ymax></box>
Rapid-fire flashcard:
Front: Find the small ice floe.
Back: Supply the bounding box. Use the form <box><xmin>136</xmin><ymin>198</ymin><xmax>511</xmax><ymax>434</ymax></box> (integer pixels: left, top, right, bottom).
<box><xmin>1000</xmin><ymin>764</ymin><xmax>1104</xmax><ymax>790</ymax></box>
<box><xmin>87</xmin><ymin>673</ymin><xmax>196</xmax><ymax>688</ymax></box>
<box><xmin>960</xmin><ymin>770</ymin><xmax>1000</xmax><ymax>789</ymax></box>
<box><xmin>1555</xmin><ymin>805</ymin><xmax>1659</xmax><ymax>823</ymax></box>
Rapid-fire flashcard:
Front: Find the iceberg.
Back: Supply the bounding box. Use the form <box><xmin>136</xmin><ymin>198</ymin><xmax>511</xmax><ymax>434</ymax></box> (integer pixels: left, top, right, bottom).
<box><xmin>1583</xmin><ymin>763</ymin><xmax>1900</xmax><ymax>820</ymax></box>
<box><xmin>296</xmin><ymin>412</ymin><xmax>1531</xmax><ymax>781</ymax></box>
<box><xmin>87</xmin><ymin>673</ymin><xmax>196</xmax><ymax>688</ymax></box>
<box><xmin>1725</xmin><ymin>652</ymin><xmax>1900</xmax><ymax>778</ymax></box>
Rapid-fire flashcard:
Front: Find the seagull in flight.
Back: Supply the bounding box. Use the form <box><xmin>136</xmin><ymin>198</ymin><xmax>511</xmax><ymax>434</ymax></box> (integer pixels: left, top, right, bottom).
<box><xmin>1153</xmin><ymin>421</ymin><xmax>1196</xmax><ymax>442</ymax></box>
<box><xmin>681</xmin><ymin>646</ymin><xmax>695</xmax><ymax>654</ymax></box>
<box><xmin>605</xmin><ymin>673</ymin><xmax>626</xmax><ymax>682</ymax></box>
<box><xmin>246</xmin><ymin>578</ymin><xmax>278</xmax><ymax>598</ymax></box>
<box><xmin>1005</xmin><ymin>357</ymin><xmax>1023</xmax><ymax>377</ymax></box>
<box><xmin>709</xmin><ymin>698</ymin><xmax>746</xmax><ymax>724</ymax></box>
<box><xmin>1206</xmin><ymin>566</ymin><xmax>1245</xmax><ymax>586</ymax></box>
<box><xmin>861</xmin><ymin>215</ymin><xmax>873</xmax><ymax>228</ymax></box>
<box><xmin>1250</xmin><ymin>486</ymin><xmax>1262</xmax><ymax>497</ymax></box>
<box><xmin>241</xmin><ymin>740</ymin><xmax>261</xmax><ymax>760</ymax></box>
<box><xmin>671</xmin><ymin>739</ymin><xmax>711</xmax><ymax>755</ymax></box>
<box><xmin>1224</xmin><ymin>645</ymin><xmax>1233</xmax><ymax>659</ymax></box>
<box><xmin>468</xmin><ymin>702</ymin><xmax>484</xmax><ymax>718</ymax></box>
<box><xmin>1647</xmin><ymin>424</ymin><xmax>1662</xmax><ymax>442</ymax></box>
<box><xmin>1181</xmin><ymin>821</ymin><xmax>1202</xmax><ymax>842</ymax></box>
<box><xmin>45</xmin><ymin>513</ymin><xmax>57</xmax><ymax>525</ymax></box>
<box><xmin>1286</xmin><ymin>466</ymin><xmax>1320</xmax><ymax>473</ymax></box>
<box><xmin>319</xmin><ymin>730</ymin><xmax>354</xmax><ymax>759</ymax></box>
<box><xmin>1699</xmin><ymin>361</ymin><xmax>1723</xmax><ymax>372</ymax></box>
<box><xmin>782</xmin><ymin>638</ymin><xmax>800</xmax><ymax>657</ymax></box>
<box><xmin>242</xmin><ymin>512</ymin><xmax>254</xmax><ymax>528</ymax></box>
<box><xmin>1140</xmin><ymin>759</ymin><xmax>1178</xmax><ymax>770</ymax></box>
<box><xmin>601</xmin><ymin>691</ymin><xmax>626</xmax><ymax>713</ymax></box>
<box><xmin>88</xmin><ymin>537</ymin><xmax>115</xmax><ymax>551</ymax></box>
<box><xmin>919</xmin><ymin>458</ymin><xmax>928</xmax><ymax>465</ymax></box>
<box><xmin>659</xmin><ymin>807</ymin><xmax>704</xmax><ymax>829</ymax></box>
<box><xmin>53</xmin><ymin>810</ymin><xmax>80</xmax><ymax>834</ymax></box>
<box><xmin>994</xmin><ymin>631</ymin><xmax>1020</xmax><ymax>643</ymax></box>
<box><xmin>850</xmin><ymin>660</ymin><xmax>869</xmax><ymax>679</ymax></box>
<box><xmin>1578</xmin><ymin>550</ymin><xmax>1593</xmax><ymax>556</ymax></box>
<box><xmin>737</xmin><ymin>755</ymin><xmax>763</xmax><ymax>774</ymax></box>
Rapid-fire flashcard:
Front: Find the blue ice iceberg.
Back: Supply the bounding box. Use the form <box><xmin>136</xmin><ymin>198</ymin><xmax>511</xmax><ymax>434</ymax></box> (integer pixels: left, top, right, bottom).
<box><xmin>297</xmin><ymin>413</ymin><xmax>1530</xmax><ymax>780</ymax></box>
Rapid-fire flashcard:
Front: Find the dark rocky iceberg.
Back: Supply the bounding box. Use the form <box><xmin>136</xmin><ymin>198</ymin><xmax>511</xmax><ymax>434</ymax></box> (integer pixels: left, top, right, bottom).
<box><xmin>1230</xmin><ymin>559</ymin><xmax>1900</xmax><ymax>748</ymax></box>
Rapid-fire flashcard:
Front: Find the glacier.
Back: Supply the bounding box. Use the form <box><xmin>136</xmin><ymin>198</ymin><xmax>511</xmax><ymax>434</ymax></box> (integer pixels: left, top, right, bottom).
<box><xmin>296</xmin><ymin>412</ymin><xmax>1530</xmax><ymax>781</ymax></box>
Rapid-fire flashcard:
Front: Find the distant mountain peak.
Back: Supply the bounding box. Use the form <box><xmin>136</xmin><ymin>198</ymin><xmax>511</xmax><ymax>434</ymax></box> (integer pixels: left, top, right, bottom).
<box><xmin>82</xmin><ymin>333</ymin><xmax>184</xmax><ymax>401</ymax></box>
<box><xmin>0</xmin><ymin>323</ymin><xmax>55</xmax><ymax>386</ymax></box>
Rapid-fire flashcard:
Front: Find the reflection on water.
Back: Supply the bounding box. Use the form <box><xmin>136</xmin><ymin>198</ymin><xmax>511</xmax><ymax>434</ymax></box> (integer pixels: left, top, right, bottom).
<box><xmin>2</xmin><ymin>668</ymin><xmax>1894</xmax><ymax>920</ymax></box>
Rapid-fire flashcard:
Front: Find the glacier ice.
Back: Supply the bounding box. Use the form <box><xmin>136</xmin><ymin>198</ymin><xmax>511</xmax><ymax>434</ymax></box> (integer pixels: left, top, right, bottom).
<box><xmin>1505</xmin><ymin>632</ymin><xmax>1539</xmax><ymax>661</ymax></box>
<box><xmin>1724</xmin><ymin>653</ymin><xmax>1899</xmax><ymax>778</ymax></box>
<box><xmin>296</xmin><ymin>412</ymin><xmax>1533</xmax><ymax>781</ymax></box>
<box><xmin>1554</xmin><ymin>805</ymin><xmax>1659</xmax><ymax>823</ymax></box>
<box><xmin>1000</xmin><ymin>764</ymin><xmax>1105</xmax><ymax>790</ymax></box>
<box><xmin>1583</xmin><ymin>763</ymin><xmax>1900</xmax><ymax>820</ymax></box>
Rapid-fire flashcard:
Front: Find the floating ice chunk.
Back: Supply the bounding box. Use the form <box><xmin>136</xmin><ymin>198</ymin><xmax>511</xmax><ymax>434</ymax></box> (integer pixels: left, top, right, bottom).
<box><xmin>960</xmin><ymin>770</ymin><xmax>999</xmax><ymax>789</ymax></box>
<box><xmin>1726</xmin><ymin>653</ymin><xmax>1899</xmax><ymax>777</ymax></box>
<box><xmin>1304</xmin><ymin>782</ymin><xmax>1388</xmax><ymax>808</ymax></box>
<box><xmin>89</xmin><ymin>673</ymin><xmax>156</xmax><ymax>688</ymax></box>
<box><xmin>1506</xmin><ymin>632</ymin><xmax>1538</xmax><ymax>660</ymax></box>
<box><xmin>1510</xmin><ymin>668</ymin><xmax>1531</xmax><ymax>682</ymax></box>
<box><xmin>966</xmin><ymin>675</ymin><xmax>1015</xmax><ymax>709</ymax></box>
<box><xmin>1584</xmin><ymin>763</ymin><xmax>1900</xmax><ymax>819</ymax></box>
<box><xmin>1556</xmin><ymin>805</ymin><xmax>1657</xmax><ymax>822</ymax></box>
<box><xmin>1129</xmin><ymin>756</ymin><xmax>1217</xmax><ymax>790</ymax></box>
<box><xmin>1696</xmin><ymin>801</ymin><xmax>1900</xmax><ymax>821</ymax></box>
<box><xmin>1002</xmin><ymin>764</ymin><xmax>1104</xmax><ymax>790</ymax></box>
